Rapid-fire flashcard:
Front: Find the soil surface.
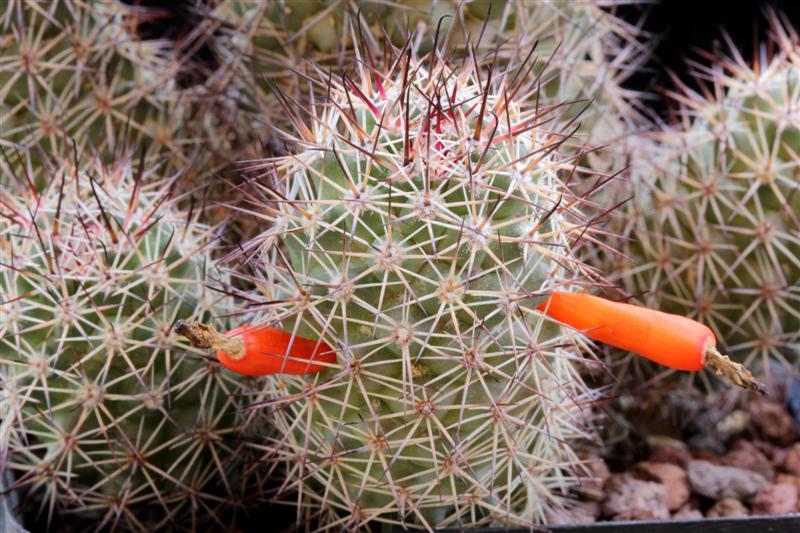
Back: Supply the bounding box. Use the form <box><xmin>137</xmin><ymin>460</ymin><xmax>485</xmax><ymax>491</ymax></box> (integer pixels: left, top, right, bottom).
<box><xmin>550</xmin><ymin>375</ymin><xmax>800</xmax><ymax>525</ymax></box>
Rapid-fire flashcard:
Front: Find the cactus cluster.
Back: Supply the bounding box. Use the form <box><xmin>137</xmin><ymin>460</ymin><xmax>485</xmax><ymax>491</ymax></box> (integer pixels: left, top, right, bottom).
<box><xmin>0</xmin><ymin>3</ymin><xmax>645</xmax><ymax>529</ymax></box>
<box><xmin>229</xmin><ymin>40</ymin><xmax>608</xmax><ymax>529</ymax></box>
<box><xmin>609</xmin><ymin>14</ymin><xmax>800</xmax><ymax>381</ymax></box>
<box><xmin>0</xmin><ymin>145</ymin><xmax>265</xmax><ymax>530</ymax></box>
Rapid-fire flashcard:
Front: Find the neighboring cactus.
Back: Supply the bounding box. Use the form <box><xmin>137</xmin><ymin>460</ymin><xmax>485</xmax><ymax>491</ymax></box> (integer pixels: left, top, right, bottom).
<box><xmin>248</xmin><ymin>0</ymin><xmax>648</xmax><ymax>155</ymax></box>
<box><xmin>1</xmin><ymin>1</ymin><xmax>163</xmax><ymax>155</ymax></box>
<box><xmin>231</xmin><ymin>43</ymin><xmax>607</xmax><ymax>529</ymax></box>
<box><xmin>0</xmin><ymin>0</ymin><xmax>274</xmax><ymax>175</ymax></box>
<box><xmin>0</xmin><ymin>0</ymin><xmax>291</xmax><ymax>253</ymax></box>
<box><xmin>0</xmin><ymin>145</ymin><xmax>266</xmax><ymax>530</ymax></box>
<box><xmin>611</xmin><ymin>14</ymin><xmax>800</xmax><ymax>380</ymax></box>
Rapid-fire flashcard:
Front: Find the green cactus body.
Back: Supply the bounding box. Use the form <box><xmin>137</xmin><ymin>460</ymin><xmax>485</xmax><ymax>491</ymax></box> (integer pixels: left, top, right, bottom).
<box><xmin>246</xmin><ymin>0</ymin><xmax>647</xmax><ymax>188</ymax></box>
<box><xmin>0</xmin><ymin>1</ymin><xmax>274</xmax><ymax>177</ymax></box>
<box><xmin>391</xmin><ymin>0</ymin><xmax>647</xmax><ymax>118</ymax></box>
<box><xmin>615</xmin><ymin>21</ymin><xmax>800</xmax><ymax>376</ymax></box>
<box><xmin>0</xmin><ymin>149</ymin><xmax>263</xmax><ymax>529</ymax></box>
<box><xmin>238</xmin><ymin>47</ymin><xmax>602</xmax><ymax>529</ymax></box>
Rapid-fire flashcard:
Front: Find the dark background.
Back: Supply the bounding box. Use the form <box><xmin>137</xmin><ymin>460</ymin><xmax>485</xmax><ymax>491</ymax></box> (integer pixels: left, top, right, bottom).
<box><xmin>617</xmin><ymin>0</ymin><xmax>800</xmax><ymax>119</ymax></box>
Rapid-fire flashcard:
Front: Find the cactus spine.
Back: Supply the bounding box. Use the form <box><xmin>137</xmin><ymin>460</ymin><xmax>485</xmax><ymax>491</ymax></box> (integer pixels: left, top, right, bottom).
<box><xmin>0</xmin><ymin>145</ymin><xmax>264</xmax><ymax>530</ymax></box>
<box><xmin>231</xmin><ymin>41</ymin><xmax>607</xmax><ymax>529</ymax></box>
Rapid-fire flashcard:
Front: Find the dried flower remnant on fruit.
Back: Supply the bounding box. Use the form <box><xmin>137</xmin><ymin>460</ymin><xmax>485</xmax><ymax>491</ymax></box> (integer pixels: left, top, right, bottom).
<box><xmin>176</xmin><ymin>320</ymin><xmax>246</xmax><ymax>360</ymax></box>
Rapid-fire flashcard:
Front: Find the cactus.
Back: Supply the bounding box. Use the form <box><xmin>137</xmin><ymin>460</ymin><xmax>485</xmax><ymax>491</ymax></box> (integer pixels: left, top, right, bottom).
<box><xmin>0</xmin><ymin>144</ymin><xmax>266</xmax><ymax>530</ymax></box>
<box><xmin>0</xmin><ymin>0</ymin><xmax>291</xmax><ymax>254</ymax></box>
<box><xmin>229</xmin><ymin>41</ymin><xmax>608</xmax><ymax>529</ymax></box>
<box><xmin>611</xmin><ymin>13</ymin><xmax>800</xmax><ymax>381</ymax></box>
<box><xmin>1</xmin><ymin>1</ymin><xmax>163</xmax><ymax>155</ymax></box>
<box><xmin>0</xmin><ymin>0</ymin><xmax>274</xmax><ymax>175</ymax></box>
<box><xmin>249</xmin><ymin>0</ymin><xmax>648</xmax><ymax>155</ymax></box>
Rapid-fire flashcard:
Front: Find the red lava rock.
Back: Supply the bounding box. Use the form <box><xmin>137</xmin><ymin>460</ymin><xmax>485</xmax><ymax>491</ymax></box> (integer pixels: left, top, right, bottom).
<box><xmin>648</xmin><ymin>436</ymin><xmax>692</xmax><ymax>468</ymax></box>
<box><xmin>547</xmin><ymin>501</ymin><xmax>599</xmax><ymax>525</ymax></box>
<box><xmin>752</xmin><ymin>483</ymin><xmax>798</xmax><ymax>516</ymax></box>
<box><xmin>672</xmin><ymin>504</ymin><xmax>703</xmax><ymax>520</ymax></box>
<box><xmin>748</xmin><ymin>398</ymin><xmax>797</xmax><ymax>446</ymax></box>
<box><xmin>707</xmin><ymin>497</ymin><xmax>749</xmax><ymax>518</ymax></box>
<box><xmin>776</xmin><ymin>473</ymin><xmax>800</xmax><ymax>502</ymax></box>
<box><xmin>634</xmin><ymin>462</ymin><xmax>690</xmax><ymax>511</ymax></box>
<box><xmin>577</xmin><ymin>452</ymin><xmax>610</xmax><ymax>501</ymax></box>
<box><xmin>721</xmin><ymin>440</ymin><xmax>775</xmax><ymax>481</ymax></box>
<box><xmin>690</xmin><ymin>450</ymin><xmax>720</xmax><ymax>464</ymax></box>
<box><xmin>783</xmin><ymin>443</ymin><xmax>800</xmax><ymax>476</ymax></box>
<box><xmin>687</xmin><ymin>460</ymin><xmax>768</xmax><ymax>500</ymax></box>
<box><xmin>771</xmin><ymin>447</ymin><xmax>788</xmax><ymax>468</ymax></box>
<box><xmin>602</xmin><ymin>473</ymin><xmax>670</xmax><ymax>521</ymax></box>
<box><xmin>752</xmin><ymin>439</ymin><xmax>786</xmax><ymax>467</ymax></box>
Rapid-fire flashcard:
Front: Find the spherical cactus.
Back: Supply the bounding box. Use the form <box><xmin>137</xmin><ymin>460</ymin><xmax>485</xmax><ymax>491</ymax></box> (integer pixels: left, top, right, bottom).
<box><xmin>0</xmin><ymin>0</ymin><xmax>289</xmax><ymax>254</ymax></box>
<box><xmin>232</xmin><ymin>44</ymin><xmax>607</xmax><ymax>529</ymax></box>
<box><xmin>1</xmin><ymin>1</ymin><xmax>161</xmax><ymax>155</ymax></box>
<box><xmin>611</xmin><ymin>14</ymin><xmax>800</xmax><ymax>379</ymax></box>
<box><xmin>0</xmin><ymin>145</ymin><xmax>265</xmax><ymax>529</ymax></box>
<box><xmin>0</xmin><ymin>1</ymin><xmax>274</xmax><ymax>174</ymax></box>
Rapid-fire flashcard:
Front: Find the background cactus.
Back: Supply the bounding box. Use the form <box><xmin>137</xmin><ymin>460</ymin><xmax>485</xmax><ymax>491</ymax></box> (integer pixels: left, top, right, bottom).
<box><xmin>607</xmin><ymin>13</ymin><xmax>800</xmax><ymax>384</ymax></box>
<box><xmin>247</xmin><ymin>0</ymin><xmax>648</xmax><ymax>149</ymax></box>
<box><xmin>226</xmin><ymin>39</ymin><xmax>611</xmax><ymax>529</ymax></box>
<box><xmin>0</xmin><ymin>143</ymin><xmax>267</xmax><ymax>530</ymax></box>
<box><xmin>1</xmin><ymin>0</ymin><xmax>645</xmax><ymax>247</ymax></box>
<box><xmin>0</xmin><ymin>0</ymin><xmax>275</xmax><ymax>178</ymax></box>
<box><xmin>0</xmin><ymin>0</ymin><xmax>293</xmax><ymax>254</ymax></box>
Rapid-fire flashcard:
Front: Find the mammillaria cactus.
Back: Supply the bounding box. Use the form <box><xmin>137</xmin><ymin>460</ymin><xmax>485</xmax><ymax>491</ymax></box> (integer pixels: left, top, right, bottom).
<box><xmin>225</xmin><ymin>40</ymin><xmax>610</xmax><ymax>529</ymax></box>
<box><xmin>611</xmin><ymin>13</ymin><xmax>800</xmax><ymax>380</ymax></box>
<box><xmin>0</xmin><ymin>145</ymin><xmax>265</xmax><ymax>530</ymax></box>
<box><xmin>0</xmin><ymin>0</ymin><xmax>292</xmax><ymax>252</ymax></box>
<box><xmin>0</xmin><ymin>0</ymin><xmax>274</xmax><ymax>174</ymax></box>
<box><xmin>251</xmin><ymin>0</ymin><xmax>647</xmax><ymax>137</ymax></box>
